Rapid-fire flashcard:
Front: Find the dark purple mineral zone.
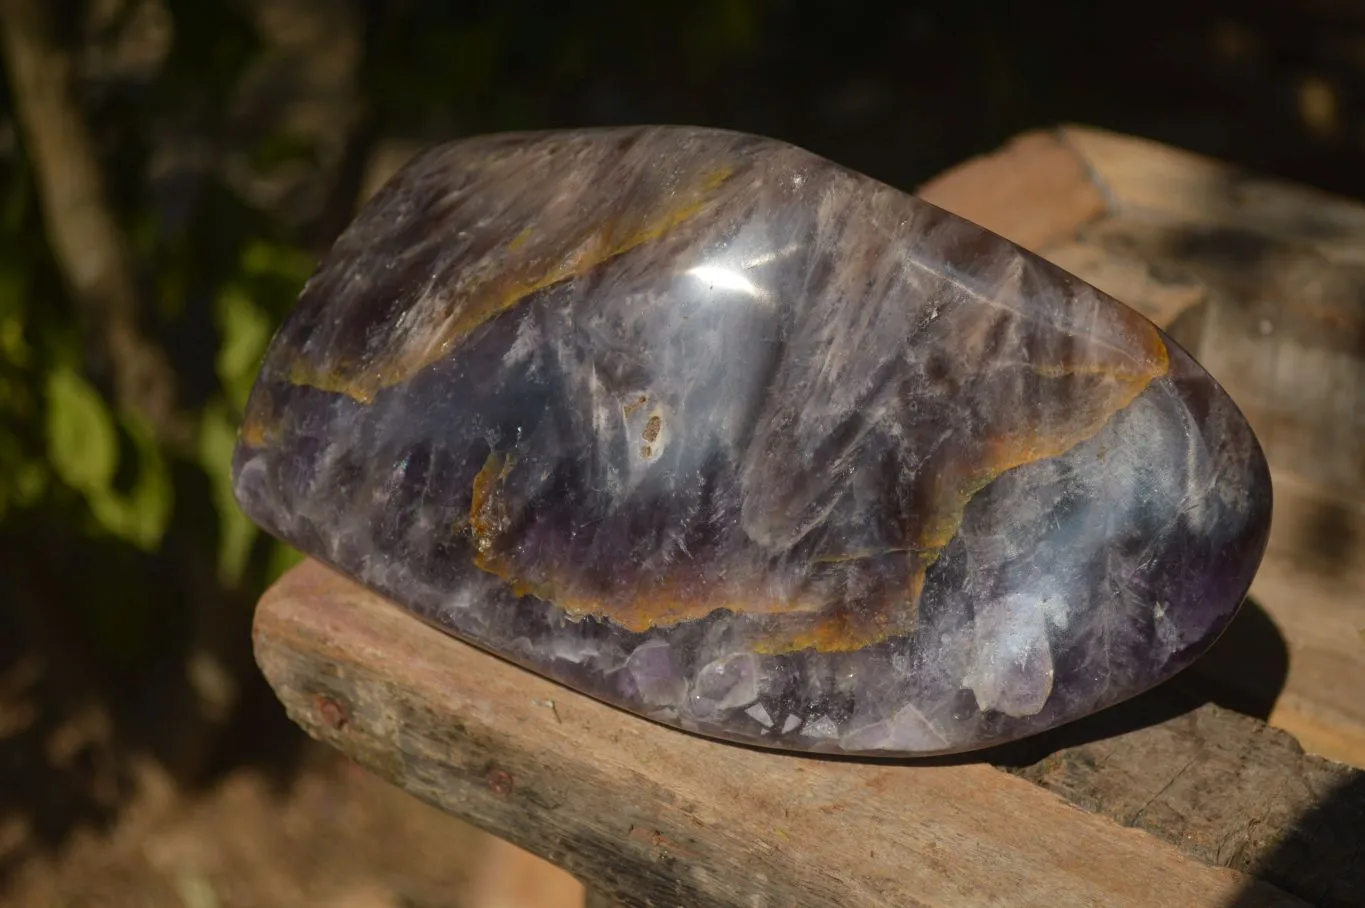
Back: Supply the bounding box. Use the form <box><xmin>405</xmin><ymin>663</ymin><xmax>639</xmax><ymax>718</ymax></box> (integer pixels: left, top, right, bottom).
<box><xmin>231</xmin><ymin>125</ymin><xmax>1273</xmax><ymax>756</ymax></box>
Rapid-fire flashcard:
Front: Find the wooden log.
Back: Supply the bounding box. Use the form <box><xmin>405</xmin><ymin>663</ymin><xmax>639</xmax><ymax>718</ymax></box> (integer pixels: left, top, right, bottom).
<box><xmin>251</xmin><ymin>125</ymin><xmax>1365</xmax><ymax>906</ymax></box>
<box><xmin>253</xmin><ymin>559</ymin><xmax>1314</xmax><ymax>908</ymax></box>
<box><xmin>999</xmin><ymin>704</ymin><xmax>1365</xmax><ymax>907</ymax></box>
<box><xmin>920</xmin><ymin>126</ymin><xmax>1365</xmax><ymax>768</ymax></box>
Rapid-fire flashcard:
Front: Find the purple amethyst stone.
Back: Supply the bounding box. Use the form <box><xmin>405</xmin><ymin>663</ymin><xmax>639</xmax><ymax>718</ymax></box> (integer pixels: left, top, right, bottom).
<box><xmin>232</xmin><ymin>126</ymin><xmax>1272</xmax><ymax>756</ymax></box>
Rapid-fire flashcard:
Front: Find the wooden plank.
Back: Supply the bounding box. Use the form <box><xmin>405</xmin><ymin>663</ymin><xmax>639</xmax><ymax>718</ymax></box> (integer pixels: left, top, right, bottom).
<box><xmin>916</xmin><ymin>129</ymin><xmax>1106</xmax><ymax>254</ymax></box>
<box><xmin>1246</xmin><ymin>476</ymin><xmax>1365</xmax><ymax>763</ymax></box>
<box><xmin>1058</xmin><ymin>125</ymin><xmax>1365</xmax><ymax>267</ymax></box>
<box><xmin>920</xmin><ymin>128</ymin><xmax>1365</xmax><ymax>769</ymax></box>
<box><xmin>997</xmin><ymin>697</ymin><xmax>1365</xmax><ymax>907</ymax></box>
<box><xmin>253</xmin><ymin>559</ymin><xmax>1304</xmax><ymax>908</ymax></box>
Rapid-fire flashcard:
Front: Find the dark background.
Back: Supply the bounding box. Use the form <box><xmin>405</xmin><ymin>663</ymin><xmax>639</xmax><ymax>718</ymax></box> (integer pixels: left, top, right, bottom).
<box><xmin>1</xmin><ymin>0</ymin><xmax>1362</xmax><ymax>904</ymax></box>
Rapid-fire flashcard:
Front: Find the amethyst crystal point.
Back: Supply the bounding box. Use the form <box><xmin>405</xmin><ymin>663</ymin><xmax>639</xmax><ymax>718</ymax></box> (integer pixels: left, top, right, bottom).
<box><xmin>232</xmin><ymin>125</ymin><xmax>1272</xmax><ymax>756</ymax></box>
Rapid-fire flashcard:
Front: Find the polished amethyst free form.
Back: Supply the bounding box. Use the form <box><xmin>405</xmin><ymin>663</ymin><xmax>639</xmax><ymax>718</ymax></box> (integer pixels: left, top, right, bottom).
<box><xmin>232</xmin><ymin>126</ymin><xmax>1272</xmax><ymax>756</ymax></box>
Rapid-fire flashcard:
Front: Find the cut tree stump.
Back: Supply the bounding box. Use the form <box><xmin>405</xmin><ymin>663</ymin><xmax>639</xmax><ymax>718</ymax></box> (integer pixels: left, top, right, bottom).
<box><xmin>252</xmin><ymin>125</ymin><xmax>1365</xmax><ymax>907</ymax></box>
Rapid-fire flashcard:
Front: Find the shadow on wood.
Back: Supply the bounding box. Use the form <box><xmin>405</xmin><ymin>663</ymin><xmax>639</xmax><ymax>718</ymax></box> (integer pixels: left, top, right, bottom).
<box><xmin>1227</xmin><ymin>772</ymin><xmax>1365</xmax><ymax>908</ymax></box>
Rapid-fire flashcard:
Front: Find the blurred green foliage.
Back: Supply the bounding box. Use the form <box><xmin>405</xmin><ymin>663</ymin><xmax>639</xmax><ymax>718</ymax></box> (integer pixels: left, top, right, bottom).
<box><xmin>0</xmin><ymin>0</ymin><xmax>773</xmax><ymax>766</ymax></box>
<box><xmin>0</xmin><ymin>1</ymin><xmax>325</xmax><ymax>705</ymax></box>
<box><xmin>0</xmin><ymin>89</ymin><xmax>306</xmax><ymax>588</ymax></box>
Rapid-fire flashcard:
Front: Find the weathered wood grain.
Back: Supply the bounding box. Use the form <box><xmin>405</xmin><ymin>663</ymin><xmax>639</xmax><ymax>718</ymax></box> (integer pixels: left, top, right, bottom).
<box><xmin>992</xmin><ymin>693</ymin><xmax>1365</xmax><ymax>907</ymax></box>
<box><xmin>920</xmin><ymin>126</ymin><xmax>1365</xmax><ymax>768</ymax></box>
<box><xmin>254</xmin><ymin>559</ymin><xmax>1304</xmax><ymax>908</ymax></box>
<box><xmin>914</xmin><ymin>129</ymin><xmax>1107</xmax><ymax>253</ymax></box>
<box><xmin>1061</xmin><ymin>126</ymin><xmax>1365</xmax><ymax>267</ymax></box>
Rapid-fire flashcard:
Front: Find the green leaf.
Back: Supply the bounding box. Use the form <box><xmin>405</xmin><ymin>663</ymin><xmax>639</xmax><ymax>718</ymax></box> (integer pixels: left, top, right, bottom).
<box><xmin>44</xmin><ymin>367</ymin><xmax>172</xmax><ymax>550</ymax></box>
<box><xmin>199</xmin><ymin>400</ymin><xmax>257</xmax><ymax>584</ymax></box>
<box><xmin>85</xmin><ymin>414</ymin><xmax>173</xmax><ymax>551</ymax></box>
<box><xmin>45</xmin><ymin>366</ymin><xmax>119</xmax><ymax>493</ymax></box>
<box><xmin>240</xmin><ymin>239</ymin><xmax>316</xmax><ymax>285</ymax></box>
<box><xmin>215</xmin><ymin>283</ymin><xmax>274</xmax><ymax>412</ymax></box>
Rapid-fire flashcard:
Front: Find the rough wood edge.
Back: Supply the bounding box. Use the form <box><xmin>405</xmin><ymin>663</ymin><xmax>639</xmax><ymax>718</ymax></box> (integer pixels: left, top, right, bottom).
<box><xmin>1270</xmin><ymin>692</ymin><xmax>1365</xmax><ymax>770</ymax></box>
<box><xmin>1057</xmin><ymin>124</ymin><xmax>1365</xmax><ymax>264</ymax></box>
<box><xmin>996</xmin><ymin>692</ymin><xmax>1365</xmax><ymax>906</ymax></box>
<box><xmin>253</xmin><ymin>559</ymin><xmax>1302</xmax><ymax>908</ymax></box>
<box><xmin>915</xmin><ymin>128</ymin><xmax>1108</xmax><ymax>254</ymax></box>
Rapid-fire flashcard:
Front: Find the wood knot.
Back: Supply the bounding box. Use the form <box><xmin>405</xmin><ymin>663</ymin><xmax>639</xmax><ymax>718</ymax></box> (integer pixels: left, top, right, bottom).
<box><xmin>314</xmin><ymin>693</ymin><xmax>349</xmax><ymax>730</ymax></box>
<box><xmin>487</xmin><ymin>767</ymin><xmax>514</xmax><ymax>796</ymax></box>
